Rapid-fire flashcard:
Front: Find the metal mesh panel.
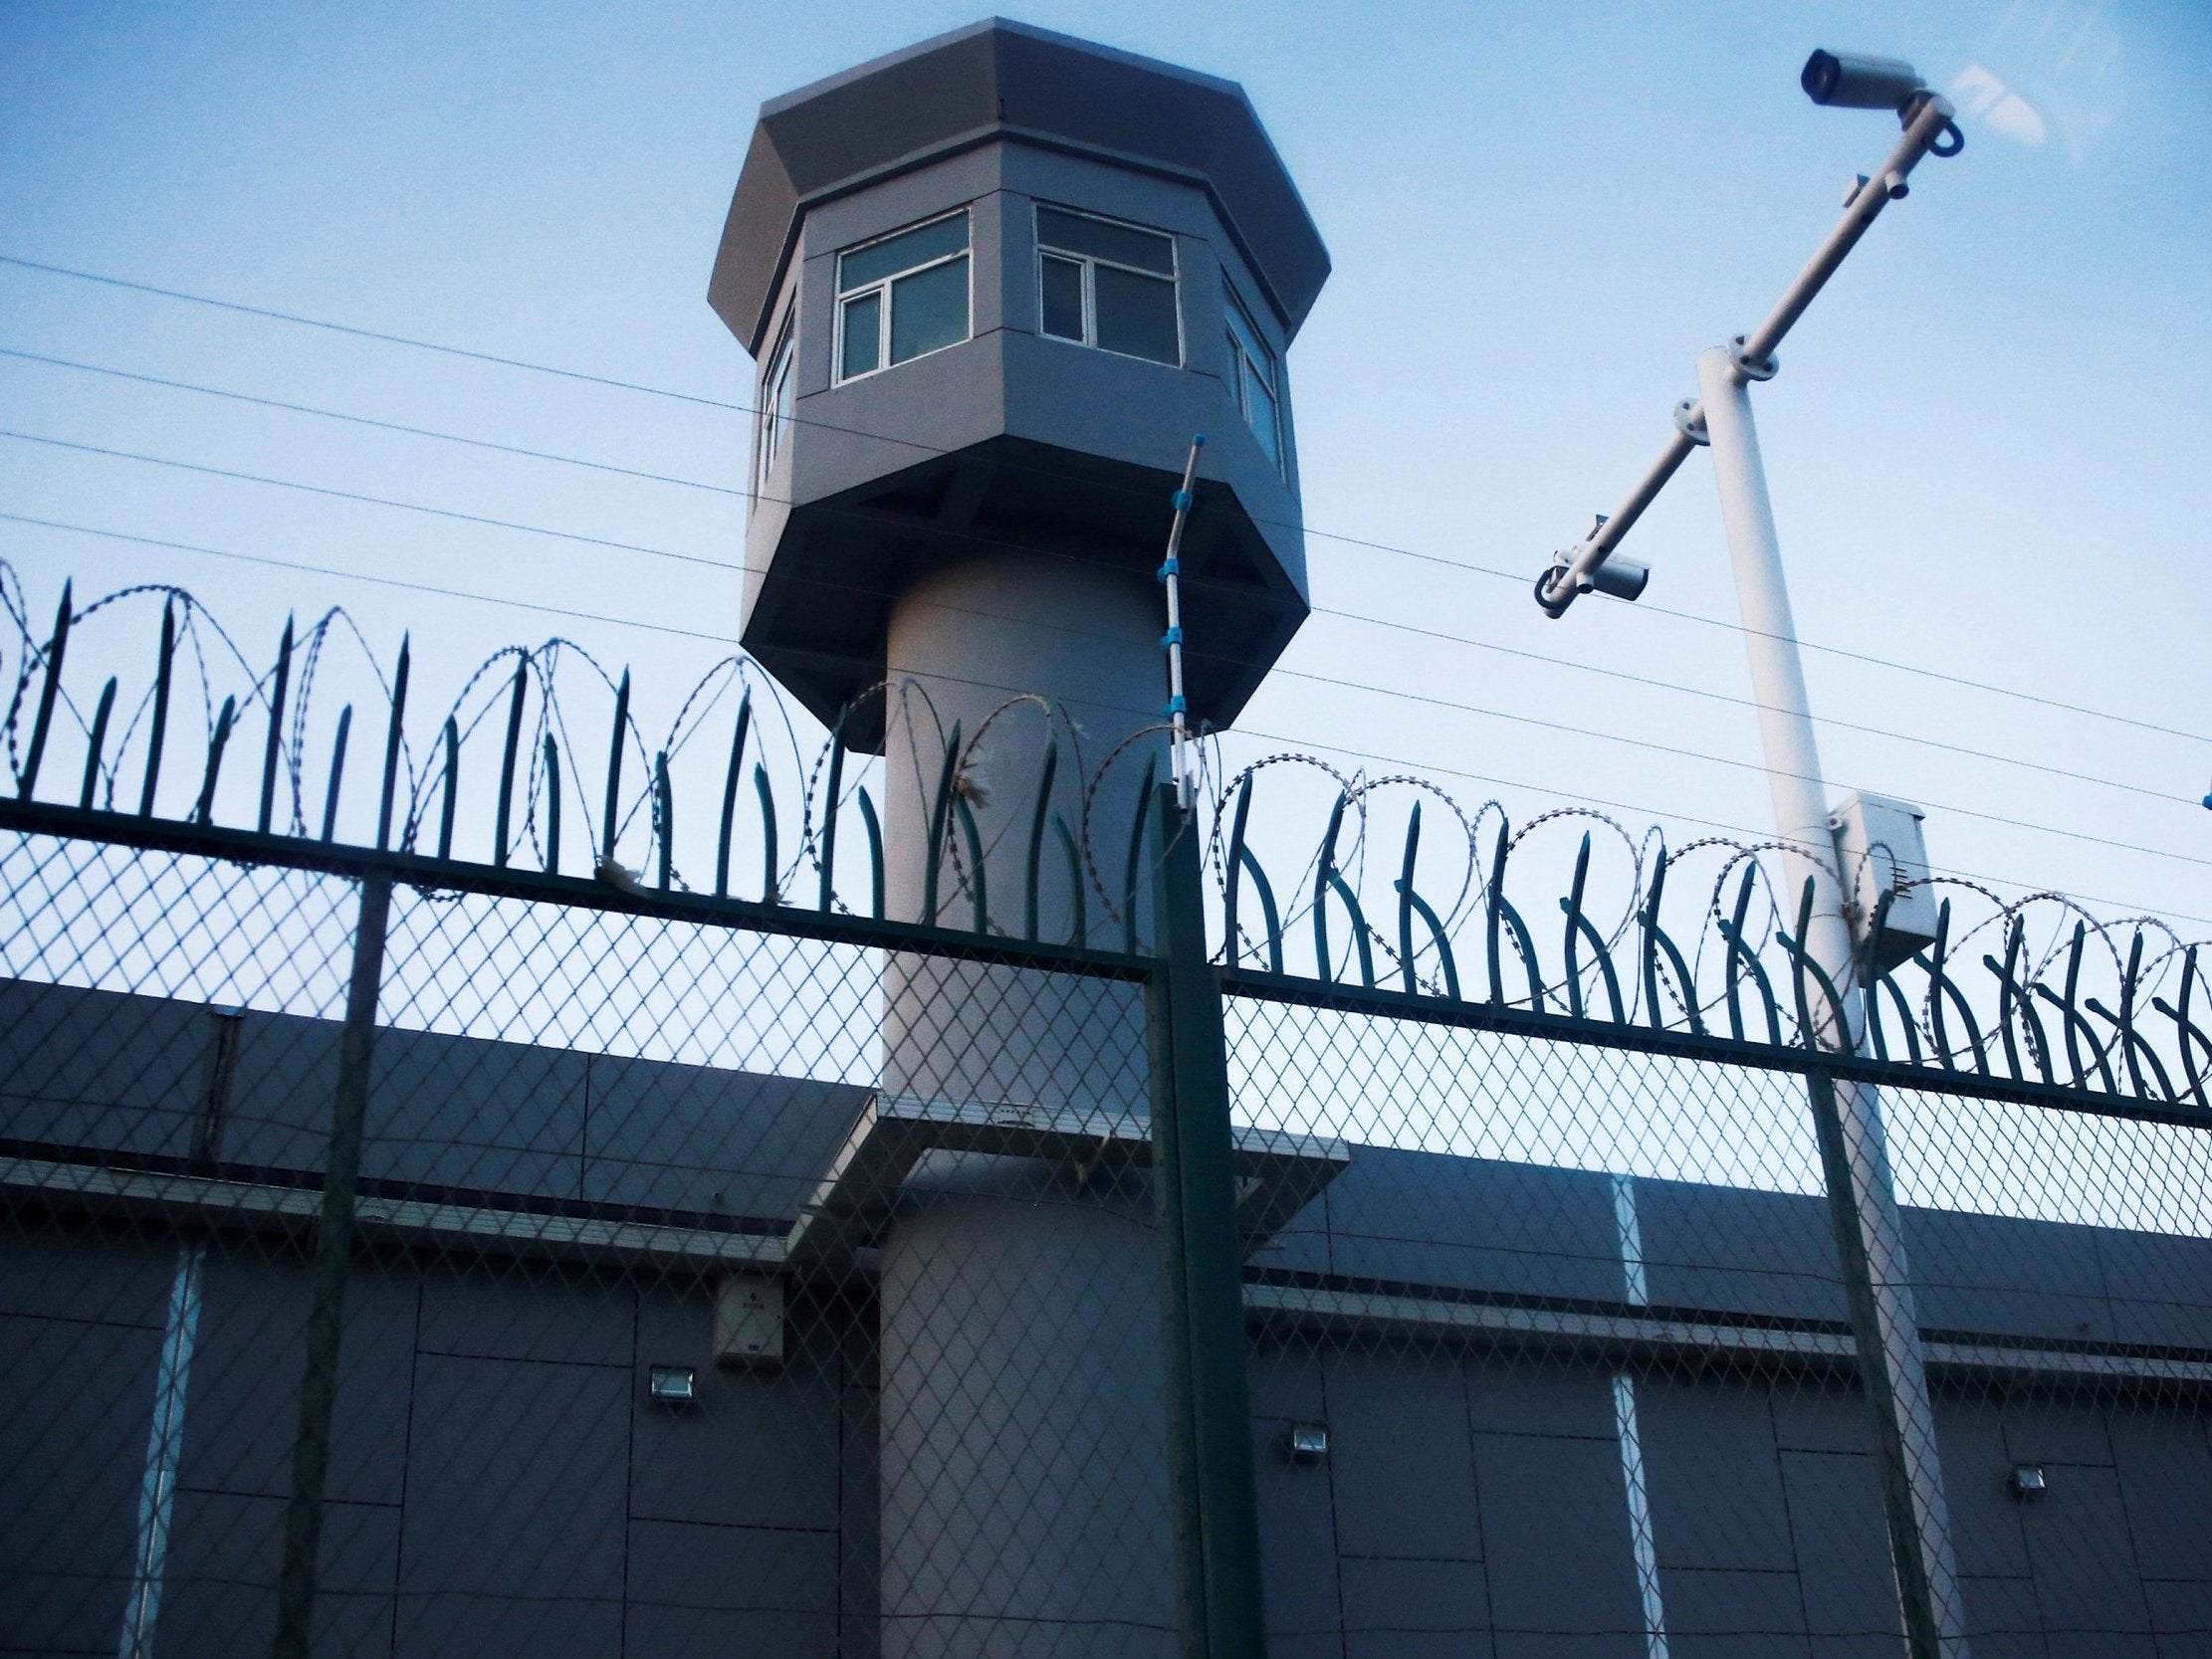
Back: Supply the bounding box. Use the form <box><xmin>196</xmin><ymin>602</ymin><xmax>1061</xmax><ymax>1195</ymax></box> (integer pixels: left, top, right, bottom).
<box><xmin>1224</xmin><ymin>987</ymin><xmax>2212</xmax><ymax>1658</ymax></box>
<box><xmin>0</xmin><ymin>831</ymin><xmax>1182</xmax><ymax>1659</ymax></box>
<box><xmin>1882</xmin><ymin>1086</ymin><xmax>2212</xmax><ymax>1654</ymax></box>
<box><xmin>1227</xmin><ymin>992</ymin><xmax>1870</xmax><ymax>1655</ymax></box>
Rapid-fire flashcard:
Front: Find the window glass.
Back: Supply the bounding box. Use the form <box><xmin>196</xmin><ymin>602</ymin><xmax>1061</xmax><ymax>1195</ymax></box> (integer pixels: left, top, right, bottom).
<box><xmin>1224</xmin><ymin>290</ymin><xmax>1283</xmax><ymax>469</ymax></box>
<box><xmin>834</xmin><ymin>210</ymin><xmax>971</xmax><ymax>381</ymax></box>
<box><xmin>1035</xmin><ymin>206</ymin><xmax>1174</xmax><ymax>275</ymax></box>
<box><xmin>1093</xmin><ymin>266</ymin><xmax>1179</xmax><ymax>364</ymax></box>
<box><xmin>889</xmin><ymin>258</ymin><xmax>969</xmax><ymax>364</ymax></box>
<box><xmin>840</xmin><ymin>292</ymin><xmax>881</xmax><ymax>379</ymax></box>
<box><xmin>756</xmin><ymin>319</ymin><xmax>796</xmax><ymax>489</ymax></box>
<box><xmin>1034</xmin><ymin>204</ymin><xmax>1181</xmax><ymax>366</ymax></box>
<box><xmin>839</xmin><ymin>213</ymin><xmax>970</xmax><ymax>292</ymax></box>
<box><xmin>1040</xmin><ymin>255</ymin><xmax>1084</xmax><ymax>341</ymax></box>
<box><xmin>1241</xmin><ymin>360</ymin><xmax>1281</xmax><ymax>467</ymax></box>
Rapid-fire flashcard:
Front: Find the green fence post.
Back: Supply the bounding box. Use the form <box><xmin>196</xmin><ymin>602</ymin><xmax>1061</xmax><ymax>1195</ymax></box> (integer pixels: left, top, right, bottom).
<box><xmin>1147</xmin><ymin>781</ymin><xmax>1268</xmax><ymax>1659</ymax></box>
<box><xmin>1807</xmin><ymin>1067</ymin><xmax>1959</xmax><ymax>1659</ymax></box>
<box><xmin>271</xmin><ymin>874</ymin><xmax>392</xmax><ymax>1659</ymax></box>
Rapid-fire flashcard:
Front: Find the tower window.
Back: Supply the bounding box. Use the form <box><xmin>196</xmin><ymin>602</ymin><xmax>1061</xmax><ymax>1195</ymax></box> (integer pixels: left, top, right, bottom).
<box><xmin>1035</xmin><ymin>205</ymin><xmax>1181</xmax><ymax>366</ymax></box>
<box><xmin>755</xmin><ymin>315</ymin><xmax>796</xmax><ymax>495</ymax></box>
<box><xmin>1223</xmin><ymin>291</ymin><xmax>1282</xmax><ymax>470</ymax></box>
<box><xmin>835</xmin><ymin>210</ymin><xmax>971</xmax><ymax>382</ymax></box>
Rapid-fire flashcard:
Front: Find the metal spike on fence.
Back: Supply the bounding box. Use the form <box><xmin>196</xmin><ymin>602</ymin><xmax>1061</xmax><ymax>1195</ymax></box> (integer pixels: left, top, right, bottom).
<box><xmin>1395</xmin><ymin>803</ymin><xmax>1423</xmax><ymax>994</ymax></box>
<box><xmin>655</xmin><ymin>750</ymin><xmax>673</xmax><ymax>892</ymax></box>
<box><xmin>438</xmin><ymin>718</ymin><xmax>459</xmax><ymax>860</ymax></box>
<box><xmin>258</xmin><ymin>616</ymin><xmax>293</xmax><ymax>835</ymax></box>
<box><xmin>1052</xmin><ymin>811</ymin><xmax>1086</xmax><ymax>946</ymax></box>
<box><xmin>1223</xmin><ymin>775</ymin><xmax>1282</xmax><ymax>974</ymax></box>
<box><xmin>376</xmin><ymin>636</ymin><xmax>409</xmax><ymax>852</ymax></box>
<box><xmin>922</xmin><ymin>724</ymin><xmax>962</xmax><ymax>929</ymax></box>
<box><xmin>1023</xmin><ymin>740</ymin><xmax>1057</xmax><ymax>941</ymax></box>
<box><xmin>17</xmin><ymin>580</ymin><xmax>70</xmax><ymax>802</ymax></box>
<box><xmin>817</xmin><ymin>709</ymin><xmax>849</xmax><ymax>914</ymax></box>
<box><xmin>1311</xmin><ymin>794</ymin><xmax>1378</xmax><ymax>988</ymax></box>
<box><xmin>1484</xmin><ymin>819</ymin><xmax>1543</xmax><ymax>1011</ymax></box>
<box><xmin>1393</xmin><ymin>802</ymin><xmax>1459</xmax><ymax>999</ymax></box>
<box><xmin>495</xmin><ymin>657</ymin><xmax>527</xmax><ymax>868</ymax></box>
<box><xmin>139</xmin><ymin>600</ymin><xmax>175</xmax><ymax>818</ymax></box>
<box><xmin>1639</xmin><ymin>845</ymin><xmax>1704</xmax><ymax>1036</ymax></box>
<box><xmin>716</xmin><ymin>689</ymin><xmax>753</xmax><ymax>901</ymax></box>
<box><xmin>1558</xmin><ymin>832</ymin><xmax>1624</xmax><ymax>1023</ymax></box>
<box><xmin>320</xmin><ymin>707</ymin><xmax>351</xmax><ymax>843</ymax></box>
<box><xmin>856</xmin><ymin>785</ymin><xmax>885</xmax><ymax>921</ymax></box>
<box><xmin>753</xmin><ymin>762</ymin><xmax>777</xmax><ymax>903</ymax></box>
<box><xmin>602</xmin><ymin>668</ymin><xmax>630</xmax><ymax>869</ymax></box>
<box><xmin>1718</xmin><ymin>866</ymin><xmax>1780</xmax><ymax>1044</ymax></box>
<box><xmin>953</xmin><ymin>795</ymin><xmax>989</xmax><ymax>933</ymax></box>
<box><xmin>192</xmin><ymin>697</ymin><xmax>236</xmax><ymax>827</ymax></box>
<box><xmin>79</xmin><ymin>677</ymin><xmax>115</xmax><ymax>810</ymax></box>
<box><xmin>543</xmin><ymin>735</ymin><xmax>561</xmax><ymax>875</ymax></box>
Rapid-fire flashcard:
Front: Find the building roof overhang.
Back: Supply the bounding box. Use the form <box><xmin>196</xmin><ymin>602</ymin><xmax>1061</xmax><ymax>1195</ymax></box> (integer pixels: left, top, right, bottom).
<box><xmin>709</xmin><ymin>17</ymin><xmax>1330</xmax><ymax>356</ymax></box>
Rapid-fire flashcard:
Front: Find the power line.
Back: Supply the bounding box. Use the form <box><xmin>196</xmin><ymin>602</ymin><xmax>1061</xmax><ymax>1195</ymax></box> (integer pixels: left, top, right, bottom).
<box><xmin>7</xmin><ymin>429</ymin><xmax>2208</xmax><ymax>874</ymax></box>
<box><xmin>11</xmin><ymin>508</ymin><xmax>2211</xmax><ymax>914</ymax></box>
<box><xmin>0</xmin><ymin>254</ymin><xmax>746</xmax><ymax>412</ymax></box>
<box><xmin>2</xmin><ymin>342</ymin><xmax>2184</xmax><ymax>808</ymax></box>
<box><xmin>6</xmin><ymin>250</ymin><xmax>2203</xmax><ymax>747</ymax></box>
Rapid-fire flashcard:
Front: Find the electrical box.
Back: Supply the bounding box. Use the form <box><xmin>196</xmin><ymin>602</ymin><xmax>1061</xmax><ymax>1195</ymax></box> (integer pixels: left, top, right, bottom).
<box><xmin>712</xmin><ymin>1275</ymin><xmax>784</xmax><ymax>1369</ymax></box>
<box><xmin>1828</xmin><ymin>790</ymin><xmax>1937</xmax><ymax>978</ymax></box>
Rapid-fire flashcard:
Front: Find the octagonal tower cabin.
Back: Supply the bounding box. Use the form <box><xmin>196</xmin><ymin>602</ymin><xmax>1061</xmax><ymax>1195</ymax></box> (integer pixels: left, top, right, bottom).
<box><xmin>710</xmin><ymin>18</ymin><xmax>1328</xmax><ymax>937</ymax></box>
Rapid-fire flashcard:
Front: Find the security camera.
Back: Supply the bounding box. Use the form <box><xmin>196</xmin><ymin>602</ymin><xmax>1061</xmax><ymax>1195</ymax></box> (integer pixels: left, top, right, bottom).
<box><xmin>1801</xmin><ymin>50</ymin><xmax>1925</xmax><ymax>111</ymax></box>
<box><xmin>1589</xmin><ymin>554</ymin><xmax>1650</xmax><ymax>602</ymax></box>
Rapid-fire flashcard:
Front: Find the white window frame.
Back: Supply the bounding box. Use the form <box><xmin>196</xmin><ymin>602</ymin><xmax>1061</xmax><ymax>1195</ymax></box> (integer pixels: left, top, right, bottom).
<box><xmin>832</xmin><ymin>208</ymin><xmax>973</xmax><ymax>385</ymax></box>
<box><xmin>754</xmin><ymin>313</ymin><xmax>796</xmax><ymax>498</ymax></box>
<box><xmin>1033</xmin><ymin>204</ymin><xmax>1184</xmax><ymax>368</ymax></box>
<box><xmin>1223</xmin><ymin>287</ymin><xmax>1284</xmax><ymax>472</ymax></box>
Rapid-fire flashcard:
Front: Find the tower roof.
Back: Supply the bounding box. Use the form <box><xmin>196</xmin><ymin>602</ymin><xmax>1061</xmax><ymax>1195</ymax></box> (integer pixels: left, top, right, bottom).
<box><xmin>710</xmin><ymin>17</ymin><xmax>1330</xmax><ymax>355</ymax></box>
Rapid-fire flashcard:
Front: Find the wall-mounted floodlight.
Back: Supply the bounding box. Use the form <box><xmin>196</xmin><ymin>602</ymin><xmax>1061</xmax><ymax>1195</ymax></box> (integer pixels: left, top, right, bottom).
<box><xmin>2008</xmin><ymin>1463</ymin><xmax>2048</xmax><ymax>1501</ymax></box>
<box><xmin>1282</xmin><ymin>1422</ymin><xmax>1329</xmax><ymax>1464</ymax></box>
<box><xmin>647</xmin><ymin>1364</ymin><xmax>699</xmax><ymax>1406</ymax></box>
<box><xmin>1533</xmin><ymin>50</ymin><xmax>1962</xmax><ymax>621</ymax></box>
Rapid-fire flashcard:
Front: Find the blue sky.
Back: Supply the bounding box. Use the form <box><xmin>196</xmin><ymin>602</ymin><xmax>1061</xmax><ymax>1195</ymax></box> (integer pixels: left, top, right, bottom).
<box><xmin>1</xmin><ymin>0</ymin><xmax>2206</xmax><ymax>942</ymax></box>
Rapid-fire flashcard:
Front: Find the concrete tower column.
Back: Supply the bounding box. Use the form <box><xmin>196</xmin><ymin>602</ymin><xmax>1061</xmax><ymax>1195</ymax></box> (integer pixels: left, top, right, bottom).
<box><xmin>875</xmin><ymin>549</ymin><xmax>1177</xmax><ymax>1658</ymax></box>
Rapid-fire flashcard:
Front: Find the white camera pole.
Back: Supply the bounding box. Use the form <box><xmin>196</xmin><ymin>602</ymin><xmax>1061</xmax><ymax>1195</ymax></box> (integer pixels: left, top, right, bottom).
<box><xmin>1535</xmin><ymin>58</ymin><xmax>1973</xmax><ymax>1659</ymax></box>
<box><xmin>1695</xmin><ymin>344</ymin><xmax>1968</xmax><ymax>1659</ymax></box>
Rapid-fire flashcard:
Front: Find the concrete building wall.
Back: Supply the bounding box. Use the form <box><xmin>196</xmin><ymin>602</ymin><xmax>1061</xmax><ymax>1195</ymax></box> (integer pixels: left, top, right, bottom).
<box><xmin>0</xmin><ymin>1232</ymin><xmax>862</xmax><ymax>1658</ymax></box>
<box><xmin>6</xmin><ymin>977</ymin><xmax>2212</xmax><ymax>1656</ymax></box>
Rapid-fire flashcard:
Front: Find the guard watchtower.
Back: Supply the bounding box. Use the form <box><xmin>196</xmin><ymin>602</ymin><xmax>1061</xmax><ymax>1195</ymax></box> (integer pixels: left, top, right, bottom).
<box><xmin>710</xmin><ymin>27</ymin><xmax>1327</xmax><ymax>1654</ymax></box>
<box><xmin>710</xmin><ymin>15</ymin><xmax>1328</xmax><ymax>757</ymax></box>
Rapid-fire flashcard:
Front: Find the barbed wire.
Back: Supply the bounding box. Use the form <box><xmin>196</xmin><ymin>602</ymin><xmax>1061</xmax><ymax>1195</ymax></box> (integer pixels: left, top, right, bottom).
<box><xmin>5</xmin><ymin>566</ymin><xmax>2207</xmax><ymax>1111</ymax></box>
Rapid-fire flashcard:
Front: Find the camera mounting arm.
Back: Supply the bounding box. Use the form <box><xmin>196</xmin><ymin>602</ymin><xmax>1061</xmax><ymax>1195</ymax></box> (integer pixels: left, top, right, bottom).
<box><xmin>1536</xmin><ymin>67</ymin><xmax>1961</xmax><ymax>620</ymax></box>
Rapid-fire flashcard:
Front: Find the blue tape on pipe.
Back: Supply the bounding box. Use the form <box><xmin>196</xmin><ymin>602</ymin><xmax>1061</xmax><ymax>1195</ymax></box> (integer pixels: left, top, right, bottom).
<box><xmin>1171</xmin><ymin>489</ymin><xmax>1194</xmax><ymax>511</ymax></box>
<box><xmin>1160</xmin><ymin>627</ymin><xmax>1183</xmax><ymax>648</ymax></box>
<box><xmin>1164</xmin><ymin>696</ymin><xmax>1187</xmax><ymax>716</ymax></box>
<box><xmin>1156</xmin><ymin>558</ymin><xmax>1179</xmax><ymax>581</ymax></box>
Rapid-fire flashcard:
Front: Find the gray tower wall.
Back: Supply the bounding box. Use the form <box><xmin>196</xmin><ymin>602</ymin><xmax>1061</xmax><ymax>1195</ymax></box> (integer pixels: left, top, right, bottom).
<box><xmin>871</xmin><ymin>549</ymin><xmax>1171</xmax><ymax>1656</ymax></box>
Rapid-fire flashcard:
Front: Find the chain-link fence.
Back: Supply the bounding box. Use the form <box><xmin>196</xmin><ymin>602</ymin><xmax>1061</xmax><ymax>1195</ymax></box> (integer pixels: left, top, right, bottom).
<box><xmin>8</xmin><ymin>807</ymin><xmax>2210</xmax><ymax>1659</ymax></box>
<box><xmin>0</xmin><ymin>817</ymin><xmax>1205</xmax><ymax>1659</ymax></box>
<box><xmin>4</xmin><ymin>579</ymin><xmax>2210</xmax><ymax>1658</ymax></box>
<box><xmin>1225</xmin><ymin>974</ymin><xmax>2212</xmax><ymax>1659</ymax></box>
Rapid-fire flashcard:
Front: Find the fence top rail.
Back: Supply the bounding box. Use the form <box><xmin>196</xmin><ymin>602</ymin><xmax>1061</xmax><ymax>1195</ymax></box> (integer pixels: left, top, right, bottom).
<box><xmin>0</xmin><ymin>797</ymin><xmax>1156</xmax><ymax>982</ymax></box>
